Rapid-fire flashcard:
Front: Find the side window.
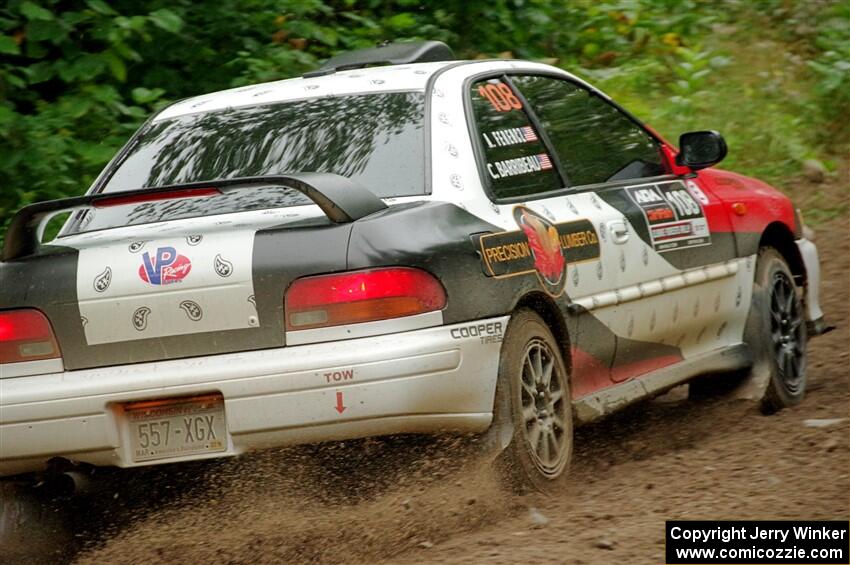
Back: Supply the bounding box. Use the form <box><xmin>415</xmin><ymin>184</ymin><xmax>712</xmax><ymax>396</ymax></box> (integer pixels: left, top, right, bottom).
<box><xmin>512</xmin><ymin>75</ymin><xmax>665</xmax><ymax>187</ymax></box>
<box><xmin>469</xmin><ymin>78</ymin><xmax>560</xmax><ymax>199</ymax></box>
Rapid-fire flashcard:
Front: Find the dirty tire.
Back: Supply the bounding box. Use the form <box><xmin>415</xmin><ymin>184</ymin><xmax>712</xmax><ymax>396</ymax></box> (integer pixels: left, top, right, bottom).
<box><xmin>749</xmin><ymin>247</ymin><xmax>808</xmax><ymax>412</ymax></box>
<box><xmin>492</xmin><ymin>309</ymin><xmax>572</xmax><ymax>493</ymax></box>
<box><xmin>0</xmin><ymin>482</ymin><xmax>72</xmax><ymax>563</ymax></box>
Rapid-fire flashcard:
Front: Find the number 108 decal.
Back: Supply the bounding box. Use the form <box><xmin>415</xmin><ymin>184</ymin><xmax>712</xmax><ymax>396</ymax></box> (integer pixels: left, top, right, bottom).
<box><xmin>665</xmin><ymin>188</ymin><xmax>702</xmax><ymax>218</ymax></box>
<box><xmin>477</xmin><ymin>81</ymin><xmax>522</xmax><ymax>112</ymax></box>
<box><xmin>626</xmin><ymin>181</ymin><xmax>712</xmax><ymax>252</ymax></box>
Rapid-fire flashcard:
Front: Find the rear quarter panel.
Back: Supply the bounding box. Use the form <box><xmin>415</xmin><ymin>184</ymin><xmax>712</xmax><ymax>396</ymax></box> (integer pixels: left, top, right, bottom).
<box><xmin>346</xmin><ymin>200</ymin><xmax>537</xmax><ymax>324</ymax></box>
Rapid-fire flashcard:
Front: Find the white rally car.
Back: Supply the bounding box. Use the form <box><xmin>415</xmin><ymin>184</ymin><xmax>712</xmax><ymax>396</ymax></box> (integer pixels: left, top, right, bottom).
<box><xmin>0</xmin><ymin>41</ymin><xmax>826</xmax><ymax>491</ymax></box>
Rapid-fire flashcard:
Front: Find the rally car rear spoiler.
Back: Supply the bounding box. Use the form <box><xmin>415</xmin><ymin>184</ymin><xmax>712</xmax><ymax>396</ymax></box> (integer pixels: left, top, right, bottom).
<box><xmin>2</xmin><ymin>173</ymin><xmax>388</xmax><ymax>261</ymax></box>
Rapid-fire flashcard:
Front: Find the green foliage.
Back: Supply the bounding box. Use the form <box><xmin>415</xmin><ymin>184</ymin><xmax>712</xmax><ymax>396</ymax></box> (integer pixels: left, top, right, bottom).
<box><xmin>806</xmin><ymin>3</ymin><xmax>850</xmax><ymax>141</ymax></box>
<box><xmin>0</xmin><ymin>0</ymin><xmax>845</xmax><ymax>246</ymax></box>
<box><xmin>0</xmin><ymin>0</ymin><xmax>186</xmax><ymax>229</ymax></box>
<box><xmin>588</xmin><ymin>0</ymin><xmax>846</xmax><ymax>190</ymax></box>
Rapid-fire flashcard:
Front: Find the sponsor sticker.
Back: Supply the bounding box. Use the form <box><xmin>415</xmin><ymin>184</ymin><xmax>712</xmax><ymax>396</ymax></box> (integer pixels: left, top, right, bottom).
<box><xmin>473</xmin><ymin>206</ymin><xmax>600</xmax><ymax>297</ymax></box>
<box><xmin>686</xmin><ymin>179</ymin><xmax>711</xmax><ymax>205</ymax></box>
<box><xmin>626</xmin><ymin>181</ymin><xmax>712</xmax><ymax>252</ymax></box>
<box><xmin>74</xmin><ymin>230</ymin><xmax>256</xmax><ymax>345</ymax></box>
<box><xmin>450</xmin><ymin>321</ymin><xmax>504</xmax><ymax>345</ymax></box>
<box><xmin>139</xmin><ymin>246</ymin><xmax>192</xmax><ymax>285</ymax></box>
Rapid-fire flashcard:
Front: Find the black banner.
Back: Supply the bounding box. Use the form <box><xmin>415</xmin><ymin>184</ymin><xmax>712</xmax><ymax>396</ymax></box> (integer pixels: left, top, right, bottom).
<box><xmin>666</xmin><ymin>521</ymin><xmax>849</xmax><ymax>564</ymax></box>
<box><xmin>475</xmin><ymin>217</ymin><xmax>600</xmax><ymax>278</ymax></box>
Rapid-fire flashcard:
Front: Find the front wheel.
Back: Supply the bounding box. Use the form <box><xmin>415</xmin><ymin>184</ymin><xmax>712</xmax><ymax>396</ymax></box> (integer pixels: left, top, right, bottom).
<box><xmin>734</xmin><ymin>247</ymin><xmax>808</xmax><ymax>412</ymax></box>
<box><xmin>491</xmin><ymin>309</ymin><xmax>572</xmax><ymax>493</ymax></box>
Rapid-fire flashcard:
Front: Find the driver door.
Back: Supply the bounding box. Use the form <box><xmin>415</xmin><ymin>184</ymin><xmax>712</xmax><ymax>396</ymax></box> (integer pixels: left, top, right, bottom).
<box><xmin>510</xmin><ymin>74</ymin><xmax>727</xmax><ymax>383</ymax></box>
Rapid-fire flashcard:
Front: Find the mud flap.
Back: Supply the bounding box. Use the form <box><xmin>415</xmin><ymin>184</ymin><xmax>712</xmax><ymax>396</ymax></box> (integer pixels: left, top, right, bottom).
<box><xmin>480</xmin><ymin>373</ymin><xmax>516</xmax><ymax>456</ymax></box>
<box><xmin>796</xmin><ymin>238</ymin><xmax>824</xmax><ymax>324</ymax></box>
<box><xmin>730</xmin><ymin>283</ymin><xmax>771</xmax><ymax>401</ymax></box>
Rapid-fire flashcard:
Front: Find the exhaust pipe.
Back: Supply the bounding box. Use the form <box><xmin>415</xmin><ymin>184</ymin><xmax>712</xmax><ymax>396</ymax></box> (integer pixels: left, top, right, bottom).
<box><xmin>58</xmin><ymin>471</ymin><xmax>93</xmax><ymax>495</ymax></box>
<box><xmin>35</xmin><ymin>459</ymin><xmax>97</xmax><ymax>496</ymax></box>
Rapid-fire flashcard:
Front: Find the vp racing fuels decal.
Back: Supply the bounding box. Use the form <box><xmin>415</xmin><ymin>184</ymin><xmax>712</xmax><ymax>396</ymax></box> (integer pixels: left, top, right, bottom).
<box><xmin>626</xmin><ymin>180</ymin><xmax>711</xmax><ymax>252</ymax></box>
<box><xmin>74</xmin><ymin>230</ymin><xmax>257</xmax><ymax>345</ymax></box>
<box><xmin>474</xmin><ymin>206</ymin><xmax>600</xmax><ymax>297</ymax></box>
<box><xmin>139</xmin><ymin>246</ymin><xmax>192</xmax><ymax>285</ymax></box>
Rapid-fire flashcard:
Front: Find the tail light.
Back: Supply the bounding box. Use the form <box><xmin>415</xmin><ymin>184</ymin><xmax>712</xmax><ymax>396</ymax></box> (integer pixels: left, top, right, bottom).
<box><xmin>0</xmin><ymin>309</ymin><xmax>61</xmax><ymax>364</ymax></box>
<box><xmin>285</xmin><ymin>267</ymin><xmax>446</xmax><ymax>331</ymax></box>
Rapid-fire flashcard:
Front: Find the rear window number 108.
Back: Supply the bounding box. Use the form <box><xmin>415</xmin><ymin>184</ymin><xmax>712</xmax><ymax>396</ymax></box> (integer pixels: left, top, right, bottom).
<box><xmin>478</xmin><ymin>82</ymin><xmax>522</xmax><ymax>112</ymax></box>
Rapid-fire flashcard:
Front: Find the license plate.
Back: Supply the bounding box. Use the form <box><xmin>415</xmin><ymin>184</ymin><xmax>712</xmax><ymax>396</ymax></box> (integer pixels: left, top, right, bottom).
<box><xmin>124</xmin><ymin>394</ymin><xmax>227</xmax><ymax>462</ymax></box>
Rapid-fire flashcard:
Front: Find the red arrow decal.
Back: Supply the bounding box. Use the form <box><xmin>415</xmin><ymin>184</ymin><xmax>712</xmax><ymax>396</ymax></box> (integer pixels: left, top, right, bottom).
<box><xmin>335</xmin><ymin>391</ymin><xmax>346</xmax><ymax>414</ymax></box>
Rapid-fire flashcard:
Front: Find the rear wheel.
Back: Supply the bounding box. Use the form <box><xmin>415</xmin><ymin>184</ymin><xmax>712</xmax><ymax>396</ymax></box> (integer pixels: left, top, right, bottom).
<box><xmin>492</xmin><ymin>309</ymin><xmax>572</xmax><ymax>493</ymax></box>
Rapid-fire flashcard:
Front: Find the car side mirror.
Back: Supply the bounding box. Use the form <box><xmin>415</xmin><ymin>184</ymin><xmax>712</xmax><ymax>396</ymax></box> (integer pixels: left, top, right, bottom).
<box><xmin>676</xmin><ymin>130</ymin><xmax>727</xmax><ymax>170</ymax></box>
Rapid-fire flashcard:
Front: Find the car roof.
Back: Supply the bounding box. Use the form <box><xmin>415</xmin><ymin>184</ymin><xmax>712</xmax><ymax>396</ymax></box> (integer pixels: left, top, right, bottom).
<box><xmin>155</xmin><ymin>61</ymin><xmax>457</xmax><ymax>122</ymax></box>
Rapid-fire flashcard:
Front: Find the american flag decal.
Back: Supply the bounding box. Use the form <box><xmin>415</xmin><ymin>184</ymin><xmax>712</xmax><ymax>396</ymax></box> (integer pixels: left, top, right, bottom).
<box><xmin>537</xmin><ymin>153</ymin><xmax>553</xmax><ymax>170</ymax></box>
<box><xmin>521</xmin><ymin>126</ymin><xmax>538</xmax><ymax>142</ymax></box>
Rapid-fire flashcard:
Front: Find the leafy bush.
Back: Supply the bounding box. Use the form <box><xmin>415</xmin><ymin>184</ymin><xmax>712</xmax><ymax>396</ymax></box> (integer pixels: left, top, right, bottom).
<box><xmin>806</xmin><ymin>3</ymin><xmax>850</xmax><ymax>142</ymax></box>
<box><xmin>0</xmin><ymin>1</ymin><xmax>184</xmax><ymax>229</ymax></box>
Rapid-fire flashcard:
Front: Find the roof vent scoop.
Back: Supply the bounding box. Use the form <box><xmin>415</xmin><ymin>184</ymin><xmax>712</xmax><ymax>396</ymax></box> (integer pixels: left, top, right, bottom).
<box><xmin>304</xmin><ymin>40</ymin><xmax>455</xmax><ymax>77</ymax></box>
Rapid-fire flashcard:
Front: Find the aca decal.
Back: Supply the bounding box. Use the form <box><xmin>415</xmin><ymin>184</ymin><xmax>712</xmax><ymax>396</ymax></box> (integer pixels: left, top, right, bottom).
<box><xmin>138</xmin><ymin>246</ymin><xmax>192</xmax><ymax>285</ymax></box>
<box><xmin>626</xmin><ymin>181</ymin><xmax>711</xmax><ymax>252</ymax></box>
<box><xmin>474</xmin><ymin>206</ymin><xmax>601</xmax><ymax>297</ymax></box>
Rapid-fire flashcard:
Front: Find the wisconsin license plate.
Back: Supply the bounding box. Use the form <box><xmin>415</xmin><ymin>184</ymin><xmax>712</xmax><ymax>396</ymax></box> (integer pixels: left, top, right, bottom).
<box><xmin>125</xmin><ymin>394</ymin><xmax>227</xmax><ymax>462</ymax></box>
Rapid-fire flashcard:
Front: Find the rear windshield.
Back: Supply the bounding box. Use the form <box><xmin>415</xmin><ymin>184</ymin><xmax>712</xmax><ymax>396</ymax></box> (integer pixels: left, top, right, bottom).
<box><xmin>66</xmin><ymin>91</ymin><xmax>425</xmax><ymax>235</ymax></box>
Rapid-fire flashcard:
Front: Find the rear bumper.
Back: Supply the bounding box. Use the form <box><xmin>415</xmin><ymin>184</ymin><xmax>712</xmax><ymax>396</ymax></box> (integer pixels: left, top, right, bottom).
<box><xmin>0</xmin><ymin>317</ymin><xmax>507</xmax><ymax>476</ymax></box>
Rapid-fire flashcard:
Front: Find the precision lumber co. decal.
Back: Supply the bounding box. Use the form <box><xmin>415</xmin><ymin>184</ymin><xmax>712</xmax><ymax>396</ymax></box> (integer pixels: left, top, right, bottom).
<box><xmin>473</xmin><ymin>206</ymin><xmax>600</xmax><ymax>297</ymax></box>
